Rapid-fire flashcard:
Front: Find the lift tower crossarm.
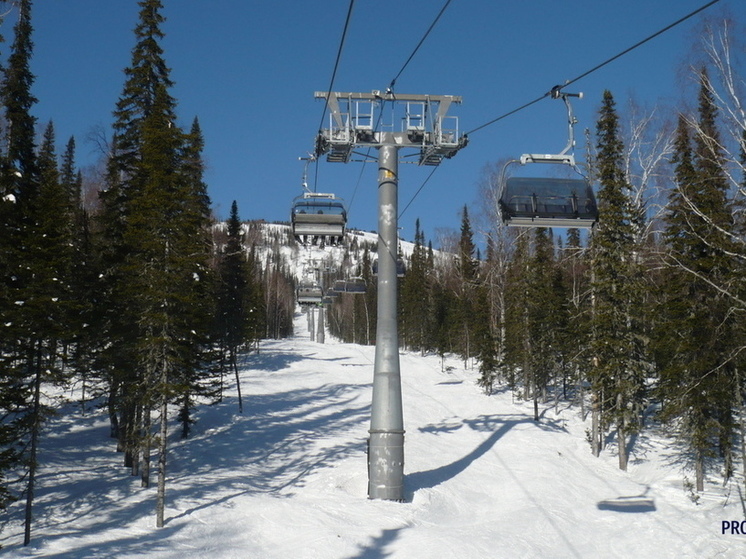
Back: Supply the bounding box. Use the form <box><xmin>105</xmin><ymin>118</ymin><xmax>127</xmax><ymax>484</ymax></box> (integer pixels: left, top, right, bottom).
<box><xmin>315</xmin><ymin>91</ymin><xmax>467</xmax><ymax>165</ymax></box>
<box><xmin>314</xmin><ymin>91</ymin><xmax>462</xmax><ymax>104</ymax></box>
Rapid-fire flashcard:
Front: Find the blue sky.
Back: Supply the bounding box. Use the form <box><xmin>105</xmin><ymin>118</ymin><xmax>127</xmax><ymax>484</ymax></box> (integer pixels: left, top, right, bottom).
<box><xmin>22</xmin><ymin>0</ymin><xmax>739</xmax><ymax>246</ymax></box>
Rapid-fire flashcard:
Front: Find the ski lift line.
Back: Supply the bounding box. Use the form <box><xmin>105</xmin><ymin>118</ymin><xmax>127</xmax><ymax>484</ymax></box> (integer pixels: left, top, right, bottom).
<box><xmin>349</xmin><ymin>0</ymin><xmax>452</xmax><ymax>147</ymax></box>
<box><xmin>387</xmin><ymin>0</ymin><xmax>454</xmax><ymax>93</ymax></box>
<box><xmin>560</xmin><ymin>0</ymin><xmax>722</xmax><ymax>92</ymax></box>
<box><xmin>465</xmin><ymin>0</ymin><xmax>722</xmax><ymax>137</ymax></box>
<box><xmin>310</xmin><ymin>0</ymin><xmax>354</xmax><ymax>193</ymax></box>
<box><xmin>398</xmin><ymin>165</ymin><xmax>439</xmax><ymax>220</ymax></box>
<box><xmin>316</xmin><ymin>0</ymin><xmax>356</xmax><ymax>136</ymax></box>
<box><xmin>465</xmin><ymin>94</ymin><xmax>548</xmax><ymax>136</ymax></box>
<box><xmin>345</xmin><ymin>155</ymin><xmax>369</xmax><ymax>219</ymax></box>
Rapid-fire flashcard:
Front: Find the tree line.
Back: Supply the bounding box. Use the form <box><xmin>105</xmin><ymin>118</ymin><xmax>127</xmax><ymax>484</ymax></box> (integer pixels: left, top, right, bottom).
<box><xmin>0</xmin><ymin>0</ymin><xmax>293</xmax><ymax>543</ymax></box>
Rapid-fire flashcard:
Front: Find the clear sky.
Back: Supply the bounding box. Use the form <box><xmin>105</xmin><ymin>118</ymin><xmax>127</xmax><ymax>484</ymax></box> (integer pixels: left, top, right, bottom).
<box><xmin>20</xmin><ymin>0</ymin><xmax>741</xmax><ymax>246</ymax></box>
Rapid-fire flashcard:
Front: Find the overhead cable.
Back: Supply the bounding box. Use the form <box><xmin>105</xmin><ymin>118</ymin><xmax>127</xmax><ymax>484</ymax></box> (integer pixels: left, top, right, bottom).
<box><xmin>466</xmin><ymin>0</ymin><xmax>722</xmax><ymax>136</ymax></box>
<box><xmin>387</xmin><ymin>0</ymin><xmax>454</xmax><ymax>93</ymax></box>
<box><xmin>383</xmin><ymin>0</ymin><xmax>454</xmax><ymax>220</ymax></box>
<box><xmin>559</xmin><ymin>0</ymin><xmax>721</xmax><ymax>92</ymax></box>
<box><xmin>313</xmin><ymin>0</ymin><xmax>355</xmax><ymax>191</ymax></box>
<box><xmin>399</xmin><ymin>165</ymin><xmax>439</xmax><ymax>220</ymax></box>
<box><xmin>317</xmin><ymin>0</ymin><xmax>355</xmax><ymax>134</ymax></box>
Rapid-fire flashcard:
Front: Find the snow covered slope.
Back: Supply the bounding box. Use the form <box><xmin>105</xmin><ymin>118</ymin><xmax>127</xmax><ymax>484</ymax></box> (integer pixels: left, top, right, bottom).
<box><xmin>1</xmin><ymin>312</ymin><xmax>743</xmax><ymax>558</ymax></box>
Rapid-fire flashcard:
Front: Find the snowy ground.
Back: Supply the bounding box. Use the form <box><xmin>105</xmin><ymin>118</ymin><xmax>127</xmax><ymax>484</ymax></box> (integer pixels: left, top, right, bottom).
<box><xmin>2</xmin><ymin>312</ymin><xmax>744</xmax><ymax>558</ymax></box>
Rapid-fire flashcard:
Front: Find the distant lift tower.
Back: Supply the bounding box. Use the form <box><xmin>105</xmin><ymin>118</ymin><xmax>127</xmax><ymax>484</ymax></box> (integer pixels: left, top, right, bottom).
<box><xmin>315</xmin><ymin>90</ymin><xmax>468</xmax><ymax>501</ymax></box>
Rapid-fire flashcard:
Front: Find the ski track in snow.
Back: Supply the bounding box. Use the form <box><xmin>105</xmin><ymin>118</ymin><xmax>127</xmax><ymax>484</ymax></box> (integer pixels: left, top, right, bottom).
<box><xmin>1</xmin><ymin>311</ymin><xmax>743</xmax><ymax>558</ymax></box>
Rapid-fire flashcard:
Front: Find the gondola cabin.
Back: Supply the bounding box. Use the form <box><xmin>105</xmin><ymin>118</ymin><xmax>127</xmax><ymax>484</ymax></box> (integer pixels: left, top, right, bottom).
<box><xmin>292</xmin><ymin>192</ymin><xmax>347</xmax><ymax>245</ymax></box>
<box><xmin>499</xmin><ymin>176</ymin><xmax>598</xmax><ymax>228</ymax></box>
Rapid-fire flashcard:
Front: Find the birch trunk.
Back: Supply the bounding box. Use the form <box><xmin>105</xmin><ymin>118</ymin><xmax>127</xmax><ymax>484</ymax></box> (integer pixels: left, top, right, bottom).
<box><xmin>156</xmin><ymin>391</ymin><xmax>168</xmax><ymax>528</ymax></box>
<box><xmin>232</xmin><ymin>348</ymin><xmax>243</xmax><ymax>414</ymax></box>
<box><xmin>591</xmin><ymin>389</ymin><xmax>600</xmax><ymax>457</ymax></box>
<box><xmin>23</xmin><ymin>345</ymin><xmax>43</xmax><ymax>546</ymax></box>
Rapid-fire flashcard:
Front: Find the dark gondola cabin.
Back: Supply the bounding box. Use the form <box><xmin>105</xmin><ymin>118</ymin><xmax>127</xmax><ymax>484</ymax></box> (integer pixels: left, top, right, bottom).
<box><xmin>499</xmin><ymin>176</ymin><xmax>598</xmax><ymax>228</ymax></box>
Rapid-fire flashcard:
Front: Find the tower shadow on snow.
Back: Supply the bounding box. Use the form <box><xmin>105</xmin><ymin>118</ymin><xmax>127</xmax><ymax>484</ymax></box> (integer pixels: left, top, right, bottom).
<box><xmin>405</xmin><ymin>415</ymin><xmax>535</xmax><ymax>499</ymax></box>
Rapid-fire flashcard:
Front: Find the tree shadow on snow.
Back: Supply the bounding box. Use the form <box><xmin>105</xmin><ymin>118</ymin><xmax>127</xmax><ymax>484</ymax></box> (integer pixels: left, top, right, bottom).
<box><xmin>165</xmin><ymin>382</ymin><xmax>370</xmax><ymax>516</ymax></box>
<box><xmin>237</xmin><ymin>348</ymin><xmax>306</xmax><ymax>371</ymax></box>
<box><xmin>0</xmin><ymin>402</ymin><xmax>190</xmax><ymax>556</ymax></box>
<box><xmin>2</xmin><ymin>382</ymin><xmax>370</xmax><ymax>556</ymax></box>
<box><xmin>350</xmin><ymin>527</ymin><xmax>402</xmax><ymax>559</ymax></box>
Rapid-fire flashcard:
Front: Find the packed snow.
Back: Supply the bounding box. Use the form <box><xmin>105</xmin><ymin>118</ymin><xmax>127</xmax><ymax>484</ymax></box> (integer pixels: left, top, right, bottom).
<box><xmin>1</xmin><ymin>312</ymin><xmax>744</xmax><ymax>558</ymax></box>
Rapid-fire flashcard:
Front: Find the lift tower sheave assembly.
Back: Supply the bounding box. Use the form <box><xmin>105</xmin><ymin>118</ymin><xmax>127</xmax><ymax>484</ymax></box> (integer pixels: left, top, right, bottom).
<box><xmin>315</xmin><ymin>91</ymin><xmax>467</xmax><ymax>501</ymax></box>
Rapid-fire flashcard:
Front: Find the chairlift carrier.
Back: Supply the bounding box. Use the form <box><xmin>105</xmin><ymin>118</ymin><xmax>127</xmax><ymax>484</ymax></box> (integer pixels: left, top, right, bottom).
<box><xmin>331</xmin><ymin>277</ymin><xmax>367</xmax><ymax>294</ymax></box>
<box><xmin>291</xmin><ymin>156</ymin><xmax>348</xmax><ymax>245</ymax></box>
<box><xmin>296</xmin><ymin>282</ymin><xmax>324</xmax><ymax>305</ymax></box>
<box><xmin>291</xmin><ymin>191</ymin><xmax>347</xmax><ymax>242</ymax></box>
<box><xmin>372</xmin><ymin>258</ymin><xmax>406</xmax><ymax>278</ymax></box>
<box><xmin>498</xmin><ymin>89</ymin><xmax>598</xmax><ymax>229</ymax></box>
<box><xmin>345</xmin><ymin>277</ymin><xmax>367</xmax><ymax>293</ymax></box>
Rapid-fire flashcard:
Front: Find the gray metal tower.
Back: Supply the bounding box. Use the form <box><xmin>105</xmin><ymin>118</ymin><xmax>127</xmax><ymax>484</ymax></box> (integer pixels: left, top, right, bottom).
<box><xmin>315</xmin><ymin>90</ymin><xmax>467</xmax><ymax>500</ymax></box>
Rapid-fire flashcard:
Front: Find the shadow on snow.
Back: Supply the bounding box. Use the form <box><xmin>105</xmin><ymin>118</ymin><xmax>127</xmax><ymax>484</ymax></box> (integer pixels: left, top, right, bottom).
<box><xmin>3</xmin><ymin>380</ymin><xmax>370</xmax><ymax>557</ymax></box>
<box><xmin>406</xmin><ymin>413</ymin><xmax>567</xmax><ymax>498</ymax></box>
<box><xmin>350</xmin><ymin>527</ymin><xmax>402</xmax><ymax>559</ymax></box>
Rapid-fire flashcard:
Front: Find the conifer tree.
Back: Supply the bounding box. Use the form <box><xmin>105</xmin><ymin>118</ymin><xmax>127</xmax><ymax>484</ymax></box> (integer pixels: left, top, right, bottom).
<box><xmin>476</xmin><ymin>233</ymin><xmax>501</xmax><ymax>394</ymax></box>
<box><xmin>502</xmin><ymin>227</ymin><xmax>567</xmax><ymax>418</ymax></box>
<box><xmin>60</xmin><ymin>136</ymin><xmax>97</xmax><ymax>393</ymax></box>
<box><xmin>20</xmin><ymin>120</ymin><xmax>77</xmax><ymax>545</ymax></box>
<box><xmin>656</xmin><ymin>71</ymin><xmax>738</xmax><ymax>490</ymax></box>
<box><xmin>172</xmin><ymin>116</ymin><xmax>215</xmax><ymax>437</ymax></box>
<box><xmin>99</xmin><ymin>0</ymin><xmax>214</xmax><ymax>527</ymax></box>
<box><xmin>503</xmin><ymin>230</ymin><xmax>531</xmax><ymax>391</ymax></box>
<box><xmin>2</xmin><ymin>0</ymin><xmax>36</xmax><ymax>205</ymax></box>
<box><xmin>0</xmin><ymin>1</ymin><xmax>59</xmax><ymax>542</ymax></box>
<box><xmin>589</xmin><ymin>90</ymin><xmax>647</xmax><ymax>471</ymax></box>
<box><xmin>455</xmin><ymin>206</ymin><xmax>478</xmax><ymax>364</ymax></box>
<box><xmin>525</xmin><ymin>228</ymin><xmax>564</xmax><ymax>420</ymax></box>
<box><xmin>97</xmin><ymin>0</ymin><xmax>178</xmax><ymax>471</ymax></box>
<box><xmin>360</xmin><ymin>247</ymin><xmax>376</xmax><ymax>344</ymax></box>
<box><xmin>215</xmin><ymin>201</ymin><xmax>252</xmax><ymax>412</ymax></box>
<box><xmin>400</xmin><ymin>219</ymin><xmax>432</xmax><ymax>353</ymax></box>
<box><xmin>474</xmin><ymin>279</ymin><xmax>498</xmax><ymax>394</ymax></box>
<box><xmin>558</xmin><ymin>229</ymin><xmax>593</xmax><ymax>412</ymax></box>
